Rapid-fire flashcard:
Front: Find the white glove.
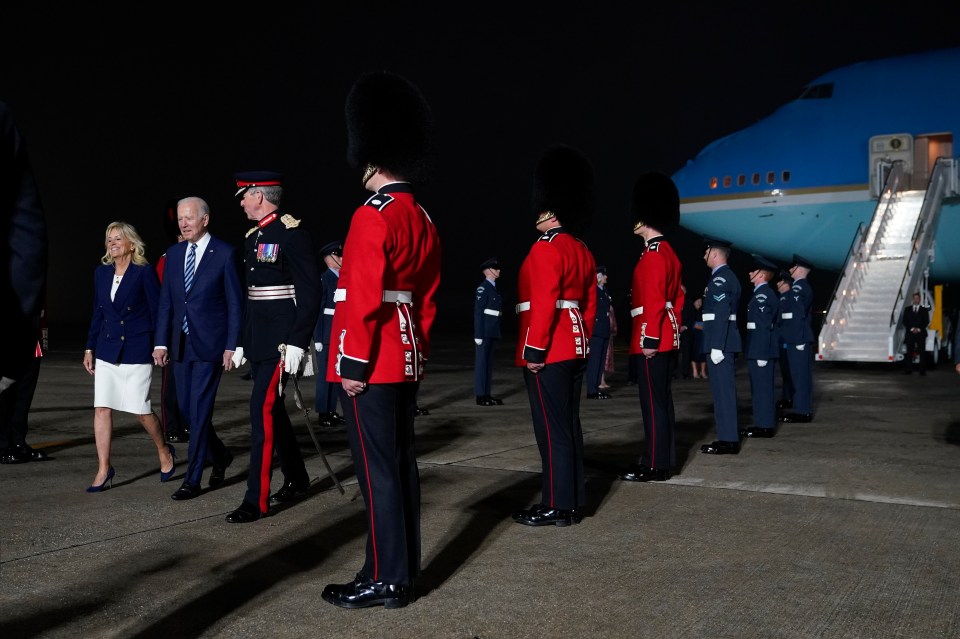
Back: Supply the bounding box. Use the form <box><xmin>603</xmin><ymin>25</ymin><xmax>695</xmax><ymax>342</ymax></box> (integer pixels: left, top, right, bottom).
<box><xmin>283</xmin><ymin>344</ymin><xmax>305</xmax><ymax>373</ymax></box>
<box><xmin>230</xmin><ymin>347</ymin><xmax>246</xmax><ymax>368</ymax></box>
<box><xmin>315</xmin><ymin>342</ymin><xmax>323</xmax><ymax>353</ymax></box>
<box><xmin>757</xmin><ymin>359</ymin><xmax>768</xmax><ymax>367</ymax></box>
<box><xmin>796</xmin><ymin>344</ymin><xmax>805</xmax><ymax>351</ymax></box>
<box><xmin>710</xmin><ymin>348</ymin><xmax>724</xmax><ymax>365</ymax></box>
<box><xmin>475</xmin><ymin>339</ymin><xmax>483</xmax><ymax>346</ymax></box>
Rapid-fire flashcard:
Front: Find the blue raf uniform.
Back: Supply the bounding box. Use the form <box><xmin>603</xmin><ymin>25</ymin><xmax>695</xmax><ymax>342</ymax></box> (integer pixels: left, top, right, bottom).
<box><xmin>700</xmin><ymin>237</ymin><xmax>742</xmax><ymax>449</ymax></box>
<box><xmin>744</xmin><ymin>255</ymin><xmax>780</xmax><ymax>435</ymax></box>
<box><xmin>781</xmin><ymin>254</ymin><xmax>815</xmax><ymax>422</ymax></box>
<box><xmin>586</xmin><ymin>265</ymin><xmax>611</xmax><ymax>398</ymax></box>
<box><xmin>313</xmin><ymin>241</ymin><xmax>343</xmax><ymax>425</ymax></box>
<box><xmin>474</xmin><ymin>257</ymin><xmax>503</xmax><ymax>405</ymax></box>
<box><xmin>775</xmin><ymin>271</ymin><xmax>795</xmax><ymax>411</ymax></box>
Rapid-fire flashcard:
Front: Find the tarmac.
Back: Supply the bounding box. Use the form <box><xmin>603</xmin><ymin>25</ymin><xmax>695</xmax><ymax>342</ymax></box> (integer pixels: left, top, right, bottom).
<box><xmin>2</xmin><ymin>334</ymin><xmax>959</xmax><ymax>639</ymax></box>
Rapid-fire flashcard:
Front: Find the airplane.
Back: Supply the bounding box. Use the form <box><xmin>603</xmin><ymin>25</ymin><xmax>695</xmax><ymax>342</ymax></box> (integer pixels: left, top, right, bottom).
<box><xmin>671</xmin><ymin>46</ymin><xmax>960</xmax><ymax>362</ymax></box>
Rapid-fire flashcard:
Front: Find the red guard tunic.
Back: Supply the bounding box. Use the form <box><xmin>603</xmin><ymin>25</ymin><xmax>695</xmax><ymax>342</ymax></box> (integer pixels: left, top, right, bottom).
<box><xmin>629</xmin><ymin>237</ymin><xmax>684</xmax><ymax>354</ymax></box>
<box><xmin>327</xmin><ymin>183</ymin><xmax>441</xmax><ymax>383</ymax></box>
<box><xmin>515</xmin><ymin>227</ymin><xmax>597</xmax><ymax>366</ymax></box>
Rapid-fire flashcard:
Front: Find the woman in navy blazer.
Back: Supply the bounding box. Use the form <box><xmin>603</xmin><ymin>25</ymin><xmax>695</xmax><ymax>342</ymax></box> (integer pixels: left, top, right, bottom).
<box><xmin>81</xmin><ymin>221</ymin><xmax>175</xmax><ymax>492</ymax></box>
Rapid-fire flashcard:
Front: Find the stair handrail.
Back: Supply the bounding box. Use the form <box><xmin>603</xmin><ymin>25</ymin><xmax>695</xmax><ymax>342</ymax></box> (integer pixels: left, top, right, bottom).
<box><xmin>865</xmin><ymin>161</ymin><xmax>904</xmax><ymax>259</ymax></box>
<box><xmin>886</xmin><ymin>157</ymin><xmax>953</xmax><ymax>358</ymax></box>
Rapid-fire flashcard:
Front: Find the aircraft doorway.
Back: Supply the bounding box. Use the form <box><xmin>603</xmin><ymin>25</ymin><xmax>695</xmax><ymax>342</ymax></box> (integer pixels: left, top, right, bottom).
<box><xmin>912</xmin><ymin>133</ymin><xmax>953</xmax><ymax>189</ymax></box>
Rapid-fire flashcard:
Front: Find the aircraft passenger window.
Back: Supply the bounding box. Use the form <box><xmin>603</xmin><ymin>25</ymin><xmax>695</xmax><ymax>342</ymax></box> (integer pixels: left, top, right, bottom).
<box><xmin>710</xmin><ymin>177</ymin><xmax>718</xmax><ymax>189</ymax></box>
<box><xmin>723</xmin><ymin>176</ymin><xmax>732</xmax><ymax>188</ymax></box>
<box><xmin>737</xmin><ymin>175</ymin><xmax>745</xmax><ymax>186</ymax></box>
<box><xmin>766</xmin><ymin>171</ymin><xmax>775</xmax><ymax>185</ymax></box>
<box><xmin>752</xmin><ymin>173</ymin><xmax>760</xmax><ymax>185</ymax></box>
<box><xmin>798</xmin><ymin>83</ymin><xmax>834</xmax><ymax>99</ymax></box>
<box><xmin>782</xmin><ymin>170</ymin><xmax>791</xmax><ymax>183</ymax></box>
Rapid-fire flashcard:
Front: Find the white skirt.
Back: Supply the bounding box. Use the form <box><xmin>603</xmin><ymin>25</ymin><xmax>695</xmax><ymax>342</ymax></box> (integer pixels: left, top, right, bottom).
<box><xmin>94</xmin><ymin>360</ymin><xmax>153</xmax><ymax>414</ymax></box>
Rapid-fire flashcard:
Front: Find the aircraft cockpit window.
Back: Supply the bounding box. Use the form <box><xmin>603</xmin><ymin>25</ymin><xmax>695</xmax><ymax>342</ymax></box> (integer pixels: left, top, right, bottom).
<box><xmin>766</xmin><ymin>171</ymin><xmax>775</xmax><ymax>184</ymax></box>
<box><xmin>798</xmin><ymin>82</ymin><xmax>833</xmax><ymax>99</ymax></box>
<box><xmin>752</xmin><ymin>173</ymin><xmax>760</xmax><ymax>185</ymax></box>
<box><xmin>737</xmin><ymin>175</ymin><xmax>745</xmax><ymax>186</ymax></box>
<box><xmin>782</xmin><ymin>170</ymin><xmax>791</xmax><ymax>183</ymax></box>
<box><xmin>723</xmin><ymin>176</ymin><xmax>732</xmax><ymax>188</ymax></box>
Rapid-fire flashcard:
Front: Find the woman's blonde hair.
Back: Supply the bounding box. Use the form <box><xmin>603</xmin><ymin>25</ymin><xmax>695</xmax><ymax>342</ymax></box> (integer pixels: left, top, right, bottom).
<box><xmin>100</xmin><ymin>221</ymin><xmax>150</xmax><ymax>266</ymax></box>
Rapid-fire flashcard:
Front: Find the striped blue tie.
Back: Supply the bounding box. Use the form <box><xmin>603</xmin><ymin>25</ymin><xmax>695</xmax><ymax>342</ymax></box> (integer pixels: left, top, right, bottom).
<box><xmin>183</xmin><ymin>243</ymin><xmax>196</xmax><ymax>333</ymax></box>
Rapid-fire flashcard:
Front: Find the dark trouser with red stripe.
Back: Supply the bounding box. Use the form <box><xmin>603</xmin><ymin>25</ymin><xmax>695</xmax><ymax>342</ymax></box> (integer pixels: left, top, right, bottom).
<box><xmin>631</xmin><ymin>352</ymin><xmax>676</xmax><ymax>470</ymax></box>
<box><xmin>243</xmin><ymin>357</ymin><xmax>309</xmax><ymax>514</ymax></box>
<box><xmin>523</xmin><ymin>359</ymin><xmax>587</xmax><ymax>511</ymax></box>
<box><xmin>339</xmin><ymin>382</ymin><xmax>421</xmax><ymax>586</ymax></box>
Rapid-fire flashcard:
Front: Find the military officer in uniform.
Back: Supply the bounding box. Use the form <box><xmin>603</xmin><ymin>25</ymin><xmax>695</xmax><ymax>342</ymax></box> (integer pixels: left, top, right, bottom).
<box><xmin>321</xmin><ymin>71</ymin><xmax>441</xmax><ymax>610</ymax></box>
<box><xmin>225</xmin><ymin>171</ymin><xmax>321</xmax><ymax>523</ymax></box>
<box><xmin>780</xmin><ymin>254</ymin><xmax>815</xmax><ymax>423</ymax></box>
<box><xmin>313</xmin><ymin>240</ymin><xmax>344</xmax><ymax>425</ymax></box>
<box><xmin>742</xmin><ymin>254</ymin><xmax>780</xmax><ymax>438</ymax></box>
<box><xmin>512</xmin><ymin>144</ymin><xmax>597</xmax><ymax>527</ymax></box>
<box><xmin>620</xmin><ymin>172</ymin><xmax>684</xmax><ymax>483</ymax></box>
<box><xmin>474</xmin><ymin>256</ymin><xmax>503</xmax><ymax>406</ymax></box>
<box><xmin>700</xmin><ymin>236</ymin><xmax>742</xmax><ymax>454</ymax></box>
<box><xmin>775</xmin><ymin>271</ymin><xmax>795</xmax><ymax>414</ymax></box>
<box><xmin>586</xmin><ymin>265</ymin><xmax>612</xmax><ymax>399</ymax></box>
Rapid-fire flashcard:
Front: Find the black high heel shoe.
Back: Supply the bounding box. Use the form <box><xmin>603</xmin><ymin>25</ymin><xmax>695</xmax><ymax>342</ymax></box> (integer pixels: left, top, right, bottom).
<box><xmin>86</xmin><ymin>467</ymin><xmax>116</xmax><ymax>493</ymax></box>
<box><xmin>159</xmin><ymin>444</ymin><xmax>177</xmax><ymax>482</ymax></box>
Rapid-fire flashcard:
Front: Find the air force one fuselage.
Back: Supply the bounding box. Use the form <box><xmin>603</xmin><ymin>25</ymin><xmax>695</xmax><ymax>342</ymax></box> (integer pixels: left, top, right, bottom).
<box><xmin>673</xmin><ymin>47</ymin><xmax>960</xmax><ymax>282</ymax></box>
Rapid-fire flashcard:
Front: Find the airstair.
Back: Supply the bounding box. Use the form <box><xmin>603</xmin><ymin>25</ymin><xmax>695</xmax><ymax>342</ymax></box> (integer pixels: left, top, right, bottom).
<box><xmin>817</xmin><ymin>158</ymin><xmax>956</xmax><ymax>362</ymax></box>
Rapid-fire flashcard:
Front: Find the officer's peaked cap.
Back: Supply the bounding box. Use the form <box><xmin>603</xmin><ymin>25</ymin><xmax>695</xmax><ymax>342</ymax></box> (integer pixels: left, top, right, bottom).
<box><xmin>234</xmin><ymin>171</ymin><xmax>283</xmax><ymax>197</ymax></box>
<box><xmin>531</xmin><ymin>144</ymin><xmax>594</xmax><ymax>236</ymax></box>
<box><xmin>630</xmin><ymin>172</ymin><xmax>679</xmax><ymax>232</ymax></box>
<box><xmin>480</xmin><ymin>257</ymin><xmax>499</xmax><ymax>270</ymax></box>
<box><xmin>792</xmin><ymin>254</ymin><xmax>815</xmax><ymax>270</ymax></box>
<box><xmin>751</xmin><ymin>254</ymin><xmax>778</xmax><ymax>272</ymax></box>
<box><xmin>345</xmin><ymin>71</ymin><xmax>435</xmax><ymax>184</ymax></box>
<box><xmin>703</xmin><ymin>235</ymin><xmax>732</xmax><ymax>250</ymax></box>
<box><xmin>320</xmin><ymin>241</ymin><xmax>343</xmax><ymax>257</ymax></box>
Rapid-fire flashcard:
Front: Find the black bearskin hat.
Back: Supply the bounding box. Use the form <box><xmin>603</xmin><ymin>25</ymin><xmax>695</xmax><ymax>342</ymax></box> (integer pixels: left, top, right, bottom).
<box><xmin>630</xmin><ymin>172</ymin><xmax>679</xmax><ymax>233</ymax></box>
<box><xmin>531</xmin><ymin>144</ymin><xmax>594</xmax><ymax>236</ymax></box>
<box><xmin>345</xmin><ymin>70</ymin><xmax>435</xmax><ymax>184</ymax></box>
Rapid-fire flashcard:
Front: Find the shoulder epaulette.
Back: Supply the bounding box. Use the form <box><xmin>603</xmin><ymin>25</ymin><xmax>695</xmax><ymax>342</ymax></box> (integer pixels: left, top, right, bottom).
<box><xmin>365</xmin><ymin>193</ymin><xmax>395</xmax><ymax>211</ymax></box>
<box><xmin>281</xmin><ymin>214</ymin><xmax>301</xmax><ymax>229</ymax></box>
<box><xmin>245</xmin><ymin>226</ymin><xmax>258</xmax><ymax>238</ymax></box>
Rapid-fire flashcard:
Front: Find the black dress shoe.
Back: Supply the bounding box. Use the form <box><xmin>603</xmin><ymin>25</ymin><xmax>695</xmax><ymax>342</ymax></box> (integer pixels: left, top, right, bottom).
<box><xmin>0</xmin><ymin>448</ymin><xmax>29</xmax><ymax>464</ymax></box>
<box><xmin>226</xmin><ymin>501</ymin><xmax>262</xmax><ymax>523</ymax></box>
<box><xmin>743</xmin><ymin>427</ymin><xmax>776</xmax><ymax>438</ymax></box>
<box><xmin>415</xmin><ymin>407</ymin><xmax>430</xmax><ymax>416</ymax></box>
<box><xmin>586</xmin><ymin>392</ymin><xmax>612</xmax><ymax>400</ymax></box>
<box><xmin>321</xmin><ymin>572</ymin><xmax>412</xmax><ymax>609</ymax></box>
<box><xmin>166</xmin><ymin>430</ymin><xmax>190</xmax><ymax>443</ymax></box>
<box><xmin>488</xmin><ymin>396</ymin><xmax>504</xmax><ymax>405</ymax></box>
<box><xmin>171</xmin><ymin>483</ymin><xmax>202</xmax><ymax>500</ymax></box>
<box><xmin>318</xmin><ymin>411</ymin><xmax>346</xmax><ymax>427</ymax></box>
<box><xmin>700</xmin><ymin>440</ymin><xmax>740</xmax><ymax>455</ymax></box>
<box><xmin>14</xmin><ymin>444</ymin><xmax>49</xmax><ymax>461</ymax></box>
<box><xmin>780</xmin><ymin>412</ymin><xmax>813</xmax><ymax>423</ymax></box>
<box><xmin>619</xmin><ymin>464</ymin><xmax>671</xmax><ymax>482</ymax></box>
<box><xmin>512</xmin><ymin>503</ymin><xmax>581</xmax><ymax>527</ymax></box>
<box><xmin>208</xmin><ymin>451</ymin><xmax>233</xmax><ymax>488</ymax></box>
<box><xmin>776</xmin><ymin>399</ymin><xmax>793</xmax><ymax>411</ymax></box>
<box><xmin>476</xmin><ymin>396</ymin><xmax>496</xmax><ymax>406</ymax></box>
<box><xmin>269</xmin><ymin>478</ymin><xmax>310</xmax><ymax>504</ymax></box>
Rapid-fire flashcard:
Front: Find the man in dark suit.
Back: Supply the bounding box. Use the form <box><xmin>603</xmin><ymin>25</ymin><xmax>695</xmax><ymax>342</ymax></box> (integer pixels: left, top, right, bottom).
<box><xmin>474</xmin><ymin>256</ymin><xmax>503</xmax><ymax>406</ymax></box>
<box><xmin>153</xmin><ymin>197</ymin><xmax>242</xmax><ymax>500</ymax></box>
<box><xmin>313</xmin><ymin>240</ymin><xmax>344</xmax><ymax>426</ymax></box>
<box><xmin>586</xmin><ymin>265</ymin><xmax>612</xmax><ymax>399</ymax></box>
<box><xmin>901</xmin><ymin>292</ymin><xmax>931</xmax><ymax>375</ymax></box>
<box><xmin>0</xmin><ymin>100</ymin><xmax>49</xmax><ymax>464</ymax></box>
<box><xmin>700</xmin><ymin>236</ymin><xmax>742</xmax><ymax>455</ymax></box>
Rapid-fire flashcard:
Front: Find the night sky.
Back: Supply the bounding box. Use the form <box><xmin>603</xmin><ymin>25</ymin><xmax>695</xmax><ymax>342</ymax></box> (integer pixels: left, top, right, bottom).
<box><xmin>4</xmin><ymin>5</ymin><xmax>960</xmax><ymax>346</ymax></box>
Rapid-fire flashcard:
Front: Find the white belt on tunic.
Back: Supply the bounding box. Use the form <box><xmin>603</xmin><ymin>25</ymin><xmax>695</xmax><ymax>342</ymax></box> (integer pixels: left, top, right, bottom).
<box><xmin>484</xmin><ymin>308</ymin><xmax>501</xmax><ymax>317</ymax></box>
<box><xmin>323</xmin><ymin>308</ymin><xmax>336</xmax><ymax>315</ymax></box>
<box><xmin>334</xmin><ymin>288</ymin><xmax>413</xmax><ymax>304</ymax></box>
<box><xmin>781</xmin><ymin>312</ymin><xmax>794</xmax><ymax>319</ymax></box>
<box><xmin>747</xmin><ymin>322</ymin><xmax>756</xmax><ymax>329</ymax></box>
<box><xmin>248</xmin><ymin>285</ymin><xmax>296</xmax><ymax>300</ymax></box>
<box><xmin>630</xmin><ymin>301</ymin><xmax>673</xmax><ymax>318</ymax></box>
<box><xmin>515</xmin><ymin>299</ymin><xmax>579</xmax><ymax>313</ymax></box>
<box><xmin>702</xmin><ymin>313</ymin><xmax>736</xmax><ymax>321</ymax></box>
